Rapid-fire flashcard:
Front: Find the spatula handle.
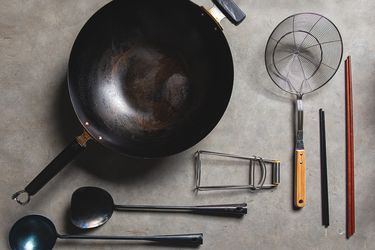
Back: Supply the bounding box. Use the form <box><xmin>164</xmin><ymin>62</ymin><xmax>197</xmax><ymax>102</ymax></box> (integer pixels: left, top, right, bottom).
<box><xmin>115</xmin><ymin>203</ymin><xmax>247</xmax><ymax>216</ymax></box>
<box><xmin>295</xmin><ymin>150</ymin><xmax>306</xmax><ymax>208</ymax></box>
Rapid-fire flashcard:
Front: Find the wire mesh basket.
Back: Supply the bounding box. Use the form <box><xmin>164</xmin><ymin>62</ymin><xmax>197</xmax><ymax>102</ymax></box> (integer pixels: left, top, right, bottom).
<box><xmin>265</xmin><ymin>13</ymin><xmax>343</xmax><ymax>95</ymax></box>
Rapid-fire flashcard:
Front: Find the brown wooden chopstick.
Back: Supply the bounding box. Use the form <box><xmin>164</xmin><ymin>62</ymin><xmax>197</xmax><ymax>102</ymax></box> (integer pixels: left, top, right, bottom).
<box><xmin>345</xmin><ymin>56</ymin><xmax>355</xmax><ymax>239</ymax></box>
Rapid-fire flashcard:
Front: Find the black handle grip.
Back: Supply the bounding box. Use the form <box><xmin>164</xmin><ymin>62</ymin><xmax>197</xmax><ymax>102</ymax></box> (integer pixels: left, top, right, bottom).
<box><xmin>212</xmin><ymin>0</ymin><xmax>246</xmax><ymax>25</ymax></box>
<box><xmin>143</xmin><ymin>234</ymin><xmax>203</xmax><ymax>245</ymax></box>
<box><xmin>12</xmin><ymin>136</ymin><xmax>87</xmax><ymax>205</ymax></box>
<box><xmin>25</xmin><ymin>140</ymin><xmax>85</xmax><ymax>195</ymax></box>
<box><xmin>191</xmin><ymin>203</ymin><xmax>247</xmax><ymax>216</ymax></box>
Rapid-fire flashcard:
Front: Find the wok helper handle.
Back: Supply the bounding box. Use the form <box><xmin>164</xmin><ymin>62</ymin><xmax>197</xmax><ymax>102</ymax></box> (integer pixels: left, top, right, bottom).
<box><xmin>12</xmin><ymin>131</ymin><xmax>91</xmax><ymax>205</ymax></box>
<box><xmin>211</xmin><ymin>0</ymin><xmax>246</xmax><ymax>25</ymax></box>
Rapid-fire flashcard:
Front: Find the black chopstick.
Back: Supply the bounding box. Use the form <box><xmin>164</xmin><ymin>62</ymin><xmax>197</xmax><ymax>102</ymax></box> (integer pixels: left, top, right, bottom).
<box><xmin>319</xmin><ymin>109</ymin><xmax>329</xmax><ymax>227</ymax></box>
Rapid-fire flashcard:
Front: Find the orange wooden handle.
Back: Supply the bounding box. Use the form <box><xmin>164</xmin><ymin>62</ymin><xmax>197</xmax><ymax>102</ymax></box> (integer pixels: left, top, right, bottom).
<box><xmin>295</xmin><ymin>150</ymin><xmax>306</xmax><ymax>208</ymax></box>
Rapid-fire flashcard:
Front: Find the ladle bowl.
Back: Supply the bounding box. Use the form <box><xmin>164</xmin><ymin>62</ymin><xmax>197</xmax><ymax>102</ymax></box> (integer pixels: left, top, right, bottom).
<box><xmin>9</xmin><ymin>215</ymin><xmax>57</xmax><ymax>250</ymax></box>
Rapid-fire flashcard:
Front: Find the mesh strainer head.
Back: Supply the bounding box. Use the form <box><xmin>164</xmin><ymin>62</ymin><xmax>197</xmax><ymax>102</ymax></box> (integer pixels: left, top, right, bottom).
<box><xmin>265</xmin><ymin>13</ymin><xmax>343</xmax><ymax>95</ymax></box>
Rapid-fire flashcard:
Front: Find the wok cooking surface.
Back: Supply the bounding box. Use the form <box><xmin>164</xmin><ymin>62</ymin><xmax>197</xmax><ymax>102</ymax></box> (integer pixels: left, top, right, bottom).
<box><xmin>68</xmin><ymin>0</ymin><xmax>234</xmax><ymax>157</ymax></box>
<box><xmin>96</xmin><ymin>43</ymin><xmax>192</xmax><ymax>132</ymax></box>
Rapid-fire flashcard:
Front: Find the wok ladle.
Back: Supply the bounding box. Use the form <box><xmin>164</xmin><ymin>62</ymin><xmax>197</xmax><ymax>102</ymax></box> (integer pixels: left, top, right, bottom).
<box><xmin>71</xmin><ymin>187</ymin><xmax>247</xmax><ymax>229</ymax></box>
<box><xmin>9</xmin><ymin>215</ymin><xmax>203</xmax><ymax>250</ymax></box>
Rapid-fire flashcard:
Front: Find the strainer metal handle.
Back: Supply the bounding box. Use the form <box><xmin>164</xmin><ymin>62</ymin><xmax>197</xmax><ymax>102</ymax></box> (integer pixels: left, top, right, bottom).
<box><xmin>295</xmin><ymin>96</ymin><xmax>306</xmax><ymax>208</ymax></box>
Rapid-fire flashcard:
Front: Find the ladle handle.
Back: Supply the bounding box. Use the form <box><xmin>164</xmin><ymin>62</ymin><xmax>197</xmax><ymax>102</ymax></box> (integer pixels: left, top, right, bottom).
<box><xmin>114</xmin><ymin>203</ymin><xmax>247</xmax><ymax>216</ymax></box>
<box><xmin>58</xmin><ymin>233</ymin><xmax>203</xmax><ymax>245</ymax></box>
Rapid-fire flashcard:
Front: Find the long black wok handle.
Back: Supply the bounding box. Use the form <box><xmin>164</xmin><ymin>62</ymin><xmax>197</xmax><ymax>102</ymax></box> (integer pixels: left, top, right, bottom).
<box><xmin>12</xmin><ymin>131</ymin><xmax>91</xmax><ymax>205</ymax></box>
<box><xmin>58</xmin><ymin>233</ymin><xmax>203</xmax><ymax>246</ymax></box>
<box><xmin>212</xmin><ymin>0</ymin><xmax>246</xmax><ymax>25</ymax></box>
<box><xmin>115</xmin><ymin>203</ymin><xmax>247</xmax><ymax>216</ymax></box>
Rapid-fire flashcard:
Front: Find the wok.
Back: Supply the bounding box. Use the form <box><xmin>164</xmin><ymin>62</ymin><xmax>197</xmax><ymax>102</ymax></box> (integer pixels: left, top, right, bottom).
<box><xmin>13</xmin><ymin>0</ymin><xmax>246</xmax><ymax>205</ymax></box>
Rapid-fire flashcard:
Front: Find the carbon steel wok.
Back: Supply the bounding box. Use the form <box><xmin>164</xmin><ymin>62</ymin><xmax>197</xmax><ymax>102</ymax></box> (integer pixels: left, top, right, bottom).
<box><xmin>13</xmin><ymin>0</ymin><xmax>246</xmax><ymax>205</ymax></box>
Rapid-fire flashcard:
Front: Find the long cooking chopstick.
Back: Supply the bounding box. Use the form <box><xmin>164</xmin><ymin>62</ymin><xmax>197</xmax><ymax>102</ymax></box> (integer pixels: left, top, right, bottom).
<box><xmin>319</xmin><ymin>109</ymin><xmax>329</xmax><ymax>227</ymax></box>
<box><xmin>345</xmin><ymin>56</ymin><xmax>355</xmax><ymax>239</ymax></box>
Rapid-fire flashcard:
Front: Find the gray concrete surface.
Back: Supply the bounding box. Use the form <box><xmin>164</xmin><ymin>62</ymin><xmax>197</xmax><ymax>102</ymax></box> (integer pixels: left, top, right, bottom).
<box><xmin>1</xmin><ymin>0</ymin><xmax>374</xmax><ymax>249</ymax></box>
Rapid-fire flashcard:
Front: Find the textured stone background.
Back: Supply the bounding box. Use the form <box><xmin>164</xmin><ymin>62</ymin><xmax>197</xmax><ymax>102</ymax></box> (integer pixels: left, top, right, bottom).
<box><xmin>1</xmin><ymin>0</ymin><xmax>374</xmax><ymax>249</ymax></box>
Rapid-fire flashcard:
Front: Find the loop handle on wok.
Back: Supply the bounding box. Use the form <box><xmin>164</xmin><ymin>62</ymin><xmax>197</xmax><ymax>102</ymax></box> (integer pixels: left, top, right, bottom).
<box><xmin>12</xmin><ymin>131</ymin><xmax>91</xmax><ymax>205</ymax></box>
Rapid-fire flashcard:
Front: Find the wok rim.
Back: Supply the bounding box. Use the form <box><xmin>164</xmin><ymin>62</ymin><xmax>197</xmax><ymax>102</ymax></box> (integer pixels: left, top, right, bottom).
<box><xmin>67</xmin><ymin>0</ymin><xmax>235</xmax><ymax>158</ymax></box>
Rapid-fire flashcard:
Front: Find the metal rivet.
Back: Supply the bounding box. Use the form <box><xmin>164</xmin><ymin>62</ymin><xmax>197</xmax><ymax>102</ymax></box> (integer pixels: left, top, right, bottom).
<box><xmin>98</xmin><ymin>136</ymin><xmax>103</xmax><ymax>140</ymax></box>
<box><xmin>201</xmin><ymin>13</ymin><xmax>204</xmax><ymax>16</ymax></box>
<box><xmin>85</xmin><ymin>122</ymin><xmax>89</xmax><ymax>126</ymax></box>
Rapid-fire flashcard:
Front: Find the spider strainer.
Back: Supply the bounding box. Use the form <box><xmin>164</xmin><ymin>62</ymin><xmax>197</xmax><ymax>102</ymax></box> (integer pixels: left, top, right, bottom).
<box><xmin>265</xmin><ymin>13</ymin><xmax>343</xmax><ymax>208</ymax></box>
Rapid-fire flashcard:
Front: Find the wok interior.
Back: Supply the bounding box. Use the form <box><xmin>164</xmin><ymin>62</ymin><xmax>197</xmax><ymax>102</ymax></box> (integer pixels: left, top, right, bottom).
<box><xmin>69</xmin><ymin>0</ymin><xmax>233</xmax><ymax>157</ymax></box>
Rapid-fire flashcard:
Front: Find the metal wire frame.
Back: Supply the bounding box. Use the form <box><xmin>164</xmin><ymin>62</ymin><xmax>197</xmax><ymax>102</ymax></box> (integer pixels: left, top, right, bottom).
<box><xmin>194</xmin><ymin>150</ymin><xmax>280</xmax><ymax>191</ymax></box>
<box><xmin>265</xmin><ymin>12</ymin><xmax>343</xmax><ymax>96</ymax></box>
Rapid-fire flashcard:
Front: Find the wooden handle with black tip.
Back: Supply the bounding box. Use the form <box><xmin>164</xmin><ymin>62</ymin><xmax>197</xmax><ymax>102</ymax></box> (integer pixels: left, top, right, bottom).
<box><xmin>295</xmin><ymin>149</ymin><xmax>306</xmax><ymax>208</ymax></box>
